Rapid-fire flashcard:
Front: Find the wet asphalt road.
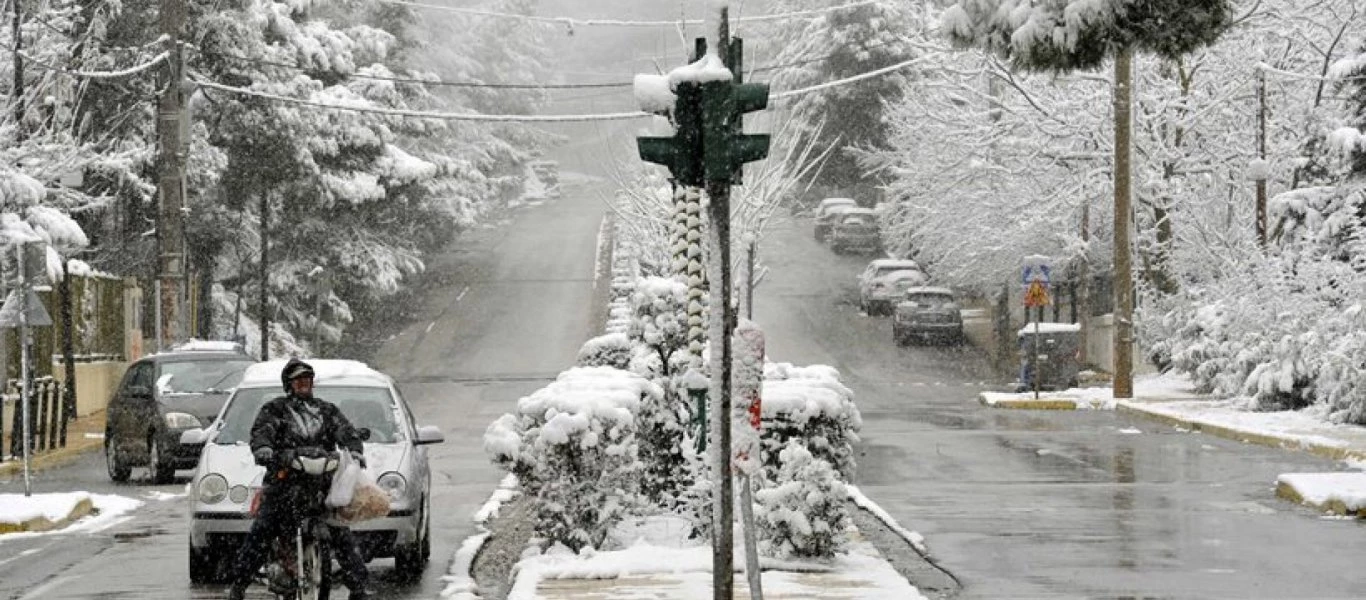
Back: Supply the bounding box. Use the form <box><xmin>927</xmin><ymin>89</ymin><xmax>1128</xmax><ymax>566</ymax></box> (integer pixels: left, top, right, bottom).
<box><xmin>754</xmin><ymin>214</ymin><xmax>1366</xmax><ymax>599</ymax></box>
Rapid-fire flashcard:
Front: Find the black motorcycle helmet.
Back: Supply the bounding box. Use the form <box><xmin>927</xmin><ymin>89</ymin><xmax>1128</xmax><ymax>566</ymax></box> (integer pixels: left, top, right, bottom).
<box><xmin>281</xmin><ymin>358</ymin><xmax>316</xmax><ymax>393</ymax></box>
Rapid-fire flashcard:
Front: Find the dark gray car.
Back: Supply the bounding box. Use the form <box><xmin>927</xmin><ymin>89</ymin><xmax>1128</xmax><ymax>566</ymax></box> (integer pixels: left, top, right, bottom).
<box><xmin>104</xmin><ymin>346</ymin><xmax>255</xmax><ymax>483</ymax></box>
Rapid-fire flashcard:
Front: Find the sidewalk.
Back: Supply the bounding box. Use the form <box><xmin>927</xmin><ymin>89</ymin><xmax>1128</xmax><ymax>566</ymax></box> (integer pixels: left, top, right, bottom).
<box><xmin>0</xmin><ymin>410</ymin><xmax>106</xmax><ymax>480</ymax></box>
<box><xmin>980</xmin><ymin>373</ymin><xmax>1366</xmax><ymax>518</ymax></box>
<box><xmin>528</xmin><ymin>534</ymin><xmax>929</xmax><ymax>600</ymax></box>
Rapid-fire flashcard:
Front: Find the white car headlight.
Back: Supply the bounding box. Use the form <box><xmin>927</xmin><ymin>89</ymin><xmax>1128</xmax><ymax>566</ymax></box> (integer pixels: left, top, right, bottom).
<box><xmin>197</xmin><ymin>474</ymin><xmax>228</xmax><ymax>504</ymax></box>
<box><xmin>376</xmin><ymin>472</ymin><xmax>407</xmax><ymax>501</ymax></box>
<box><xmin>165</xmin><ymin>412</ymin><xmax>201</xmax><ymax>429</ymax></box>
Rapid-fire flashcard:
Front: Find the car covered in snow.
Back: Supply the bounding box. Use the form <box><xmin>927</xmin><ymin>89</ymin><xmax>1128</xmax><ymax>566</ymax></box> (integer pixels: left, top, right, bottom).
<box><xmin>813</xmin><ymin>197</ymin><xmax>858</xmax><ymax>241</ymax></box>
<box><xmin>183</xmin><ymin>359</ymin><xmax>444</xmax><ymax>583</ymax></box>
<box><xmin>857</xmin><ymin>259</ymin><xmax>927</xmax><ymax>312</ymax></box>
<box><xmin>828</xmin><ymin>208</ymin><xmax>882</xmax><ymax>255</ymax></box>
<box><xmin>860</xmin><ymin>269</ymin><xmax>930</xmax><ymax>316</ymax></box>
<box><xmin>893</xmin><ymin>287</ymin><xmax>964</xmax><ymax>345</ymax></box>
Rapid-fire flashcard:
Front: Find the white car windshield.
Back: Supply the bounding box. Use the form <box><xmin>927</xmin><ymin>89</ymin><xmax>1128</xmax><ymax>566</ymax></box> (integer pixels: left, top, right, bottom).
<box><xmin>216</xmin><ymin>386</ymin><xmax>402</xmax><ymax>444</ymax></box>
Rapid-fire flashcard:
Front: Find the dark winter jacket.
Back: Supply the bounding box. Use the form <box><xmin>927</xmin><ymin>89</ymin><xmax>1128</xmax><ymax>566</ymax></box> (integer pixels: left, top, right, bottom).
<box><xmin>249</xmin><ymin>394</ymin><xmax>364</xmax><ymax>492</ymax></box>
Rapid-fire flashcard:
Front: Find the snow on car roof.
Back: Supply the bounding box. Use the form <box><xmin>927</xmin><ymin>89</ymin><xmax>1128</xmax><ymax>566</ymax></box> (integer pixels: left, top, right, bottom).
<box><xmin>169</xmin><ymin>339</ymin><xmax>247</xmax><ymax>353</ymax></box>
<box><xmin>818</xmin><ymin>197</ymin><xmax>856</xmax><ymax>206</ymax></box>
<box><xmin>237</xmin><ymin>358</ymin><xmax>389</xmax><ymax>388</ymax></box>
<box><xmin>902</xmin><ymin>286</ymin><xmax>955</xmax><ymax>296</ymax></box>
<box><xmin>840</xmin><ymin>207</ymin><xmax>877</xmax><ymax>216</ymax></box>
<box><xmin>879</xmin><ymin>270</ymin><xmax>928</xmax><ymax>282</ymax></box>
<box><xmin>868</xmin><ymin>259</ymin><xmax>921</xmax><ymax>270</ymax></box>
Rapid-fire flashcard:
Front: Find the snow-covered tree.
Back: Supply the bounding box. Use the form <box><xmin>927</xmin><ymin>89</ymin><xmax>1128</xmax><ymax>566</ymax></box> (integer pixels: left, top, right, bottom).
<box><xmin>484</xmin><ymin>367</ymin><xmax>656</xmax><ymax>552</ymax></box>
<box><xmin>760</xmin><ymin>0</ymin><xmax>922</xmax><ymax>197</ymax></box>
<box><xmin>754</xmin><ymin>441</ymin><xmax>851</xmax><ymax>560</ymax></box>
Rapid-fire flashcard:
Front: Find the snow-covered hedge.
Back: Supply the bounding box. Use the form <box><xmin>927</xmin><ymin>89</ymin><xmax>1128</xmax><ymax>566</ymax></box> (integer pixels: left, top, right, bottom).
<box><xmin>484</xmin><ymin>367</ymin><xmax>660</xmax><ymax>551</ymax></box>
<box><xmin>761</xmin><ymin>363</ymin><xmax>862</xmax><ymax>480</ymax></box>
<box><xmin>577</xmin><ymin>333</ymin><xmax>632</xmax><ymax>370</ymax></box>
<box><xmin>755</xmin><ymin>441</ymin><xmax>852</xmax><ymax>560</ymax></box>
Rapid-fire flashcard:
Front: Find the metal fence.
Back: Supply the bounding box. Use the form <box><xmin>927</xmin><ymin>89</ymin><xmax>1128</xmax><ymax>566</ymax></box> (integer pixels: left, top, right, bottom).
<box><xmin>1</xmin><ymin>376</ymin><xmax>70</xmax><ymax>462</ymax></box>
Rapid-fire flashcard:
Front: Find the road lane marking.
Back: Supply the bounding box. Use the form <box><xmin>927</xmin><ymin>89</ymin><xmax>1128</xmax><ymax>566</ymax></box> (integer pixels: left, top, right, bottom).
<box><xmin>19</xmin><ymin>575</ymin><xmax>76</xmax><ymax>599</ymax></box>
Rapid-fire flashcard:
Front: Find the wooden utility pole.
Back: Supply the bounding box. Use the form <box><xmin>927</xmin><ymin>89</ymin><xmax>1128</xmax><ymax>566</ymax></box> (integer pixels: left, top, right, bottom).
<box><xmin>1255</xmin><ymin>66</ymin><xmax>1267</xmax><ymax>246</ymax></box>
<box><xmin>1113</xmin><ymin>49</ymin><xmax>1134</xmax><ymax>399</ymax></box>
<box><xmin>259</xmin><ymin>191</ymin><xmax>269</xmax><ymax>360</ymax></box>
<box><xmin>156</xmin><ymin>0</ymin><xmax>188</xmax><ymax>348</ymax></box>
<box><xmin>1078</xmin><ymin>198</ymin><xmax>1090</xmax><ymax>366</ymax></box>
<box><xmin>11</xmin><ymin>0</ymin><xmax>23</xmax><ymax>139</ymax></box>
<box><xmin>708</xmin><ymin>12</ymin><xmax>735</xmax><ymax>598</ymax></box>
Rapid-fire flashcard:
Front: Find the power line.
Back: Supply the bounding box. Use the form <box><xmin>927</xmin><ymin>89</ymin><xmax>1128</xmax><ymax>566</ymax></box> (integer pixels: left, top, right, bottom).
<box><xmin>191</xmin><ymin>78</ymin><xmax>654</xmax><ymax>122</ymax></box>
<box><xmin>17</xmin><ymin>51</ymin><xmax>170</xmax><ymax>80</ymax></box>
<box><xmin>372</xmin><ymin>0</ymin><xmax>882</xmax><ymax>28</ymax></box>
<box><xmin>196</xmin><ymin>50</ymin><xmax>633</xmax><ymax>89</ymax></box>
<box><xmin>771</xmin><ymin>56</ymin><xmax>926</xmax><ymax>101</ymax></box>
<box><xmin>194</xmin><ymin>38</ymin><xmax>907</xmax><ymax>92</ymax></box>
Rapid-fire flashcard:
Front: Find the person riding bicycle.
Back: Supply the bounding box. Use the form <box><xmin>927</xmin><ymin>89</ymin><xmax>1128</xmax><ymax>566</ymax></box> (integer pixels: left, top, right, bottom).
<box><xmin>227</xmin><ymin>358</ymin><xmax>373</xmax><ymax>600</ymax></box>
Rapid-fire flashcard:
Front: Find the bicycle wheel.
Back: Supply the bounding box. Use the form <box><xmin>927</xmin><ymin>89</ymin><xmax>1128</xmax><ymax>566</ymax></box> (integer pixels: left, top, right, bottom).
<box><xmin>295</xmin><ymin>533</ymin><xmax>332</xmax><ymax>600</ymax></box>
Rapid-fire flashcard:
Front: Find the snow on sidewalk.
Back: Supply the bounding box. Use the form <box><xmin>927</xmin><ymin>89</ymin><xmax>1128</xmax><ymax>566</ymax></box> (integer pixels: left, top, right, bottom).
<box><xmin>0</xmin><ymin>492</ymin><xmax>143</xmax><ymax>537</ymax></box>
<box><xmin>523</xmin><ymin>540</ymin><xmax>928</xmax><ymax>600</ymax></box>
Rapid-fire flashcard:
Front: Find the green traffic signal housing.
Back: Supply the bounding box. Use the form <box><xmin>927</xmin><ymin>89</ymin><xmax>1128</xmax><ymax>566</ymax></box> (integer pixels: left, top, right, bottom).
<box><xmin>702</xmin><ymin>80</ymin><xmax>771</xmax><ymax>183</ymax></box>
<box><xmin>638</xmin><ymin>81</ymin><xmax>704</xmax><ymax>188</ymax></box>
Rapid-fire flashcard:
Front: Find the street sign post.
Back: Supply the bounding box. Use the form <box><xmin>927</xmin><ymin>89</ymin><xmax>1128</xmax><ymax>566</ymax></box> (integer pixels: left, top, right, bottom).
<box><xmin>1022</xmin><ymin>257</ymin><xmax>1053</xmax><ymax>399</ymax></box>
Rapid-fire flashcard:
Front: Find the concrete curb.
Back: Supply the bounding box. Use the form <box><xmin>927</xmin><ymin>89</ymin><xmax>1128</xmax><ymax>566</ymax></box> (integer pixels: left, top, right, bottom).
<box><xmin>979</xmin><ymin>395</ymin><xmax>1108</xmax><ymax>410</ymax></box>
<box><xmin>979</xmin><ymin>392</ymin><xmax>1366</xmax><ymax>465</ymax></box>
<box><xmin>1114</xmin><ymin>403</ymin><xmax>1366</xmax><ymax>464</ymax></box>
<box><xmin>0</xmin><ymin>437</ymin><xmax>103</xmax><ymax>479</ymax></box>
<box><xmin>0</xmin><ymin>496</ymin><xmax>96</xmax><ymax>534</ymax></box>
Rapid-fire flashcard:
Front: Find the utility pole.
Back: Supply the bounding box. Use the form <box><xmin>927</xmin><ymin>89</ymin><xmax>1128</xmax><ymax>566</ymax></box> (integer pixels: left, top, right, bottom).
<box><xmin>707</xmin><ymin>17</ymin><xmax>735</xmax><ymax>600</ymax></box>
<box><xmin>259</xmin><ymin>191</ymin><xmax>269</xmax><ymax>360</ymax></box>
<box><xmin>11</xmin><ymin>0</ymin><xmax>23</xmax><ymax>140</ymax></box>
<box><xmin>1255</xmin><ymin>65</ymin><xmax>1268</xmax><ymax>246</ymax></box>
<box><xmin>1078</xmin><ymin>198</ymin><xmax>1090</xmax><ymax>366</ymax></box>
<box><xmin>17</xmin><ymin>244</ymin><xmax>32</xmax><ymax>496</ymax></box>
<box><xmin>156</xmin><ymin>0</ymin><xmax>188</xmax><ymax>348</ymax></box>
<box><xmin>1113</xmin><ymin>49</ymin><xmax>1134</xmax><ymax>399</ymax></box>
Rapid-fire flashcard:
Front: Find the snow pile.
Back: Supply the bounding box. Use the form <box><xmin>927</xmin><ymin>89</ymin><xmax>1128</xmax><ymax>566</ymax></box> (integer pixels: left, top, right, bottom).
<box><xmin>484</xmin><ymin>367</ymin><xmax>660</xmax><ymax>551</ymax></box>
<box><xmin>0</xmin><ymin>492</ymin><xmax>142</xmax><ymax>538</ymax></box>
<box><xmin>1277</xmin><ymin>472</ymin><xmax>1366</xmax><ymax>513</ymax></box>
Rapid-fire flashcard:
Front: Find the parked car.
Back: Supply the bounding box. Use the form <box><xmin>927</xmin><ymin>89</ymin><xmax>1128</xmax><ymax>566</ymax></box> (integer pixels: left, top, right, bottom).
<box><xmin>828</xmin><ymin>207</ymin><xmax>882</xmax><ymax>254</ymax></box>
<box><xmin>104</xmin><ymin>342</ymin><xmax>256</xmax><ymax>484</ymax></box>
<box><xmin>857</xmin><ymin>258</ymin><xmax>925</xmax><ymax>304</ymax></box>
<box><xmin>893</xmin><ymin>287</ymin><xmax>964</xmax><ymax>345</ymax></box>
<box><xmin>813</xmin><ymin>198</ymin><xmax>857</xmax><ymax>241</ymax></box>
<box><xmin>184</xmin><ymin>359</ymin><xmax>445</xmax><ymax>583</ymax></box>
<box><xmin>861</xmin><ymin>269</ymin><xmax>930</xmax><ymax>316</ymax></box>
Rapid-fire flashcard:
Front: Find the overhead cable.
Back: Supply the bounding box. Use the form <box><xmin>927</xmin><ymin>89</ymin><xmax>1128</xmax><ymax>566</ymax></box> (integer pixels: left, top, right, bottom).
<box><xmin>18</xmin><ymin>51</ymin><xmax>170</xmax><ymax>80</ymax></box>
<box><xmin>191</xmin><ymin>78</ymin><xmax>653</xmax><ymax>122</ymax></box>
<box><xmin>372</xmin><ymin>0</ymin><xmax>882</xmax><ymax>28</ymax></box>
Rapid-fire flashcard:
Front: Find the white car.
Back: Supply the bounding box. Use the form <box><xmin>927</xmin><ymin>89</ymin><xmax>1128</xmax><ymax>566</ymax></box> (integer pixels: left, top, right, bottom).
<box><xmin>813</xmin><ymin>198</ymin><xmax>858</xmax><ymax>241</ymax></box>
<box><xmin>861</xmin><ymin>270</ymin><xmax>930</xmax><ymax>316</ymax></box>
<box><xmin>183</xmin><ymin>359</ymin><xmax>444</xmax><ymax>583</ymax></box>
<box><xmin>858</xmin><ymin>259</ymin><xmax>927</xmax><ymax>312</ymax></box>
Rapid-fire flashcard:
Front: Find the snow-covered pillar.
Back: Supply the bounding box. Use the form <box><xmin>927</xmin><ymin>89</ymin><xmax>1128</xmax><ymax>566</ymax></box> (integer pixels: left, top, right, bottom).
<box><xmin>732</xmin><ymin>318</ymin><xmax>764</xmax><ymax>599</ymax></box>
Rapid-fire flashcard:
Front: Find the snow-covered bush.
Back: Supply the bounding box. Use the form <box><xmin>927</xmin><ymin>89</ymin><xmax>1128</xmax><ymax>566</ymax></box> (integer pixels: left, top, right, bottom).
<box><xmin>577</xmin><ymin>333</ymin><xmax>632</xmax><ymax>370</ymax></box>
<box><xmin>760</xmin><ymin>363</ymin><xmax>862</xmax><ymax>480</ymax></box>
<box><xmin>484</xmin><ymin>367</ymin><xmax>659</xmax><ymax>551</ymax></box>
<box><xmin>626</xmin><ymin>276</ymin><xmax>696</xmax><ymax>506</ymax></box>
<box><xmin>754</xmin><ymin>441</ymin><xmax>852</xmax><ymax>560</ymax></box>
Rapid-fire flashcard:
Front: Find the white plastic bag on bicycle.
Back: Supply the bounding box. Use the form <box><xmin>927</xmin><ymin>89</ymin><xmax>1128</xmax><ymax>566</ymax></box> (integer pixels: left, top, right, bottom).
<box><xmin>325</xmin><ymin>450</ymin><xmax>361</xmax><ymax>508</ymax></box>
<box><xmin>338</xmin><ymin>467</ymin><xmax>390</xmax><ymax>523</ymax></box>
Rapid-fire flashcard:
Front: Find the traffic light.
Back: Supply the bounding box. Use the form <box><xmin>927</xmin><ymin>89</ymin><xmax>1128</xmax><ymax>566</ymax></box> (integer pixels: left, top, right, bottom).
<box><xmin>638</xmin><ymin>81</ymin><xmax>704</xmax><ymax>188</ymax></box>
<box><xmin>701</xmin><ymin>79</ymin><xmax>770</xmax><ymax>183</ymax></box>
